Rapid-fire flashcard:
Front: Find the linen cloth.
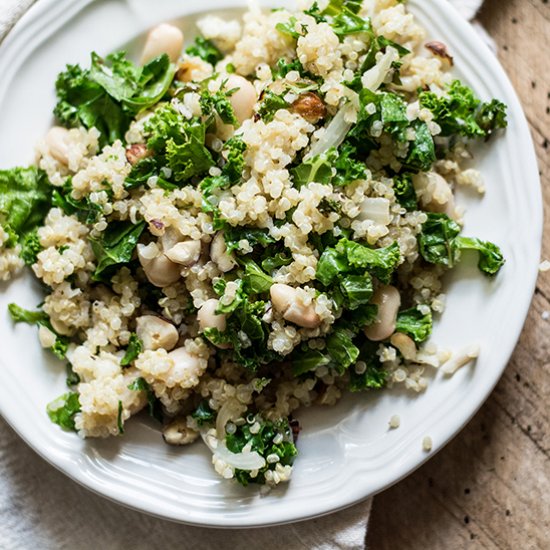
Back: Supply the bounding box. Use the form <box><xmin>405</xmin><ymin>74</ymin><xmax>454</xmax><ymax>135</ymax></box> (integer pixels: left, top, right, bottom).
<box><xmin>0</xmin><ymin>1</ymin><xmax>483</xmax><ymax>549</ymax></box>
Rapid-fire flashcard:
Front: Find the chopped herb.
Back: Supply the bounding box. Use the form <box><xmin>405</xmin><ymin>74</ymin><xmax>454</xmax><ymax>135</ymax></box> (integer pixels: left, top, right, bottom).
<box><xmin>47</xmin><ymin>392</ymin><xmax>81</xmax><ymax>431</ymax></box>
<box><xmin>185</xmin><ymin>36</ymin><xmax>224</xmax><ymax>66</ymax></box>
<box><xmin>89</xmin><ymin>220</ymin><xmax>145</xmax><ymax>281</ymax></box>
<box><xmin>120</xmin><ymin>333</ymin><xmax>143</xmax><ymax>366</ymax></box>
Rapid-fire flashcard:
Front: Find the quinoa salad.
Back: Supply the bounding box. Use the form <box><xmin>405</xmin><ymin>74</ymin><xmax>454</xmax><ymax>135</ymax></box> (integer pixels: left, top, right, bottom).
<box><xmin>0</xmin><ymin>0</ymin><xmax>507</xmax><ymax>488</ymax></box>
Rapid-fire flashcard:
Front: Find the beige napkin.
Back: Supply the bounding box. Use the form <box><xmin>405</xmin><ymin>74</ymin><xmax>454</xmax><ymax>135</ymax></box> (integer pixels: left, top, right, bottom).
<box><xmin>0</xmin><ymin>1</ymin><xmax>485</xmax><ymax>548</ymax></box>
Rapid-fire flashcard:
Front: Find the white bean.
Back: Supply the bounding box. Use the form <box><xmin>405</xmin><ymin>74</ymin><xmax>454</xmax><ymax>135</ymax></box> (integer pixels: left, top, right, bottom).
<box><xmin>270</xmin><ymin>283</ymin><xmax>321</xmax><ymax>329</ymax></box>
<box><xmin>165</xmin><ymin>240</ymin><xmax>202</xmax><ymax>266</ymax></box>
<box><xmin>224</xmin><ymin>74</ymin><xmax>257</xmax><ymax>124</ymax></box>
<box><xmin>141</xmin><ymin>23</ymin><xmax>184</xmax><ymax>64</ymax></box>
<box><xmin>364</xmin><ymin>285</ymin><xmax>401</xmax><ymax>341</ymax></box>
<box><xmin>135</xmin><ymin>315</ymin><xmax>179</xmax><ymax>351</ymax></box>
<box><xmin>197</xmin><ymin>299</ymin><xmax>227</xmax><ymax>332</ymax></box>
<box><xmin>137</xmin><ymin>244</ymin><xmax>181</xmax><ymax>287</ymax></box>
<box><xmin>45</xmin><ymin>126</ymin><xmax>70</xmax><ymax>165</ymax></box>
<box><xmin>210</xmin><ymin>232</ymin><xmax>236</xmax><ymax>272</ymax></box>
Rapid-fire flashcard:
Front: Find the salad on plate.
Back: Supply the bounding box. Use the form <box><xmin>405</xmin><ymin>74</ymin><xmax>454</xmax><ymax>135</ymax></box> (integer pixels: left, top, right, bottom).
<box><xmin>0</xmin><ymin>0</ymin><xmax>507</xmax><ymax>488</ymax></box>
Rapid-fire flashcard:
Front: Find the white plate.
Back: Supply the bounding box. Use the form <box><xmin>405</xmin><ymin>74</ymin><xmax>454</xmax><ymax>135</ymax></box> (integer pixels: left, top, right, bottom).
<box><xmin>0</xmin><ymin>0</ymin><xmax>542</xmax><ymax>527</ymax></box>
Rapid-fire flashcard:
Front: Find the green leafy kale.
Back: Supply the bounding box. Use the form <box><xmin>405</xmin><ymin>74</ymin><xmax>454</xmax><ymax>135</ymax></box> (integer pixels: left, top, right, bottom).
<box><xmin>240</xmin><ymin>258</ymin><xmax>274</xmax><ymax>294</ymax></box>
<box><xmin>257</xmin><ymin>90</ymin><xmax>289</xmax><ymax>122</ymax></box>
<box><xmin>349</xmin><ymin>342</ymin><xmax>388</xmax><ymax>391</ymax></box>
<box><xmin>200</xmin><ymin>175</ymin><xmax>231</xmax><ymax>230</ymax></box>
<box><xmin>19</xmin><ymin>230</ymin><xmax>42</xmax><ymax>266</ymax></box>
<box><xmin>204</xmin><ymin>291</ymin><xmax>278</xmax><ymax>371</ymax></box>
<box><xmin>89</xmin><ymin>220</ymin><xmax>145</xmax><ymax>281</ymax></box>
<box><xmin>224</xmin><ymin>226</ymin><xmax>276</xmax><ymax>254</ymax></box>
<box><xmin>404</xmin><ymin>120</ymin><xmax>437</xmax><ymax>172</ymax></box>
<box><xmin>345</xmin><ymin>35</ymin><xmax>409</xmax><ymax>92</ymax></box>
<box><xmin>418</xmin><ymin>213</ymin><xmax>505</xmax><ymax>276</ymax></box>
<box><xmin>395</xmin><ymin>307</ymin><xmax>433</xmax><ymax>344</ymax></box>
<box><xmin>305</xmin><ymin>0</ymin><xmax>372</xmax><ymax>38</ymax></box>
<box><xmin>226</xmin><ymin>415</ymin><xmax>298</xmax><ymax>486</ymax></box>
<box><xmin>117</xmin><ymin>400</ymin><xmax>124</xmax><ymax>434</ymax></box>
<box><xmin>8</xmin><ymin>303</ymin><xmax>69</xmax><ymax>360</ymax></box>
<box><xmin>291</xmin><ymin>144</ymin><xmax>366</xmax><ymax>188</ymax></box>
<box><xmin>185</xmin><ymin>36</ymin><xmax>224</xmax><ymax>65</ymax></box>
<box><xmin>347</xmin><ymin>90</ymin><xmax>435</xmax><ymax>172</ymax></box>
<box><xmin>51</xmin><ymin>180</ymin><xmax>104</xmax><ymax>223</ymax></box>
<box><xmin>120</xmin><ymin>333</ymin><xmax>143</xmax><ymax>366</ymax></box>
<box><xmin>292</xmin><ymin>349</ymin><xmax>332</xmax><ymax>376</ymax></box>
<box><xmin>326</xmin><ymin>327</ymin><xmax>360</xmax><ymax>373</ymax></box>
<box><xmin>47</xmin><ymin>392</ymin><xmax>81</xmax><ymax>431</ymax></box>
<box><xmin>128</xmin><ymin>377</ymin><xmax>162</xmax><ymax>422</ymax></box>
<box><xmin>419</xmin><ymin>81</ymin><xmax>507</xmax><ymax>140</ymax></box>
<box><xmin>191</xmin><ymin>400</ymin><xmax>216</xmax><ymax>426</ymax></box>
<box><xmin>200</xmin><ymin>88</ymin><xmax>239</xmax><ymax>126</ymax></box>
<box><xmin>275</xmin><ymin>17</ymin><xmax>302</xmax><ymax>39</ymax></box>
<box><xmin>54</xmin><ymin>52</ymin><xmax>175</xmax><ymax>145</ymax></box>
<box><xmin>0</xmin><ymin>167</ymin><xmax>52</xmax><ymax>249</ymax></box>
<box><xmin>335</xmin><ymin>238</ymin><xmax>401</xmax><ymax>284</ymax></box>
<box><xmin>222</xmin><ymin>136</ymin><xmax>246</xmax><ymax>184</ymax></box>
<box><xmin>66</xmin><ymin>363</ymin><xmax>80</xmax><ymax>387</ymax></box>
<box><xmin>393</xmin><ymin>173</ymin><xmax>418</xmax><ymax>211</ymax></box>
<box><xmin>145</xmin><ymin>104</ymin><xmax>214</xmax><ymax>182</ymax></box>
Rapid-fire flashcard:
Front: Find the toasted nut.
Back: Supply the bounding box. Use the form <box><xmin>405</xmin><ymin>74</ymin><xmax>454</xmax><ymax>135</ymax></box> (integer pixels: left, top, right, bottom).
<box><xmin>136</xmin><ymin>315</ymin><xmax>179</xmax><ymax>351</ymax></box>
<box><xmin>165</xmin><ymin>240</ymin><xmax>201</xmax><ymax>266</ymax></box>
<box><xmin>137</xmin><ymin>244</ymin><xmax>181</xmax><ymax>287</ymax></box>
<box><xmin>270</xmin><ymin>283</ymin><xmax>321</xmax><ymax>329</ymax></box>
<box><xmin>197</xmin><ymin>298</ymin><xmax>227</xmax><ymax>332</ymax></box>
<box><xmin>292</xmin><ymin>92</ymin><xmax>327</xmax><ymax>123</ymax></box>
<box><xmin>45</xmin><ymin>126</ymin><xmax>71</xmax><ymax>165</ymax></box>
<box><xmin>163</xmin><ymin>417</ymin><xmax>199</xmax><ymax>445</ymax></box>
<box><xmin>390</xmin><ymin>332</ymin><xmax>417</xmax><ymax>361</ymax></box>
<box><xmin>210</xmin><ymin>232</ymin><xmax>236</xmax><ymax>272</ymax></box>
<box><xmin>365</xmin><ymin>285</ymin><xmax>401</xmax><ymax>341</ymax></box>
<box><xmin>425</xmin><ymin>41</ymin><xmax>454</xmax><ymax>66</ymax></box>
<box><xmin>224</xmin><ymin>74</ymin><xmax>257</xmax><ymax>124</ymax></box>
<box><xmin>125</xmin><ymin>143</ymin><xmax>149</xmax><ymax>165</ymax></box>
<box><xmin>141</xmin><ymin>23</ymin><xmax>184</xmax><ymax>64</ymax></box>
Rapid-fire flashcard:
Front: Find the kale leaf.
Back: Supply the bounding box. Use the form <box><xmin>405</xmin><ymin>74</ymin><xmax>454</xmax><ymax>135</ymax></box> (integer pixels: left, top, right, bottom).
<box><xmin>54</xmin><ymin>51</ymin><xmax>175</xmax><ymax>145</ymax></box>
<box><xmin>89</xmin><ymin>220</ymin><xmax>145</xmax><ymax>281</ymax></box>
<box><xmin>0</xmin><ymin>167</ymin><xmax>52</xmax><ymax>248</ymax></box>
<box><xmin>395</xmin><ymin>307</ymin><xmax>433</xmax><ymax>344</ymax></box>
<box><xmin>128</xmin><ymin>377</ymin><xmax>163</xmax><ymax>422</ymax></box>
<box><xmin>120</xmin><ymin>333</ymin><xmax>143</xmax><ymax>366</ymax></box>
<box><xmin>47</xmin><ymin>392</ymin><xmax>81</xmax><ymax>431</ymax></box>
<box><xmin>418</xmin><ymin>213</ymin><xmax>505</xmax><ymax>276</ymax></box>
<box><xmin>419</xmin><ymin>81</ymin><xmax>507</xmax><ymax>140</ymax></box>
<box><xmin>185</xmin><ymin>36</ymin><xmax>224</xmax><ymax>66</ymax></box>
<box><xmin>191</xmin><ymin>400</ymin><xmax>216</xmax><ymax>426</ymax></box>
<box><xmin>8</xmin><ymin>303</ymin><xmax>69</xmax><ymax>360</ymax></box>
<box><xmin>226</xmin><ymin>415</ymin><xmax>298</xmax><ymax>486</ymax></box>
<box><xmin>291</xmin><ymin>144</ymin><xmax>366</xmax><ymax>188</ymax></box>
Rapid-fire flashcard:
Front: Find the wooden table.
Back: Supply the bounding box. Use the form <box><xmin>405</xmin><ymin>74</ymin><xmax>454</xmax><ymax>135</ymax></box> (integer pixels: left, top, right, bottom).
<box><xmin>366</xmin><ymin>1</ymin><xmax>550</xmax><ymax>548</ymax></box>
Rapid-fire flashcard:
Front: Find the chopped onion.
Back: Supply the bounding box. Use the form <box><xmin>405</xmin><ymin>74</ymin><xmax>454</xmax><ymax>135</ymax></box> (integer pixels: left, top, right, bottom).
<box><xmin>306</xmin><ymin>101</ymin><xmax>357</xmax><ymax>160</ymax></box>
<box><xmin>359</xmin><ymin>197</ymin><xmax>391</xmax><ymax>224</ymax></box>
<box><xmin>361</xmin><ymin>46</ymin><xmax>399</xmax><ymax>92</ymax></box>
<box><xmin>201</xmin><ymin>429</ymin><xmax>266</xmax><ymax>471</ymax></box>
<box><xmin>215</xmin><ymin>400</ymin><xmax>246</xmax><ymax>438</ymax></box>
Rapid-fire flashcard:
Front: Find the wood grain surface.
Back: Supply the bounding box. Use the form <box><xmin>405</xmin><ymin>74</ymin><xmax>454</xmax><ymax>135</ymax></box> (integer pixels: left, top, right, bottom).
<box><xmin>366</xmin><ymin>1</ymin><xmax>550</xmax><ymax>548</ymax></box>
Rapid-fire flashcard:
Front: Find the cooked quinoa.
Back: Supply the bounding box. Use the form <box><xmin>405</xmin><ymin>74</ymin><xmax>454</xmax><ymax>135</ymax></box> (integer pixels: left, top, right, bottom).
<box><xmin>0</xmin><ymin>0</ymin><xmax>507</xmax><ymax>487</ymax></box>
